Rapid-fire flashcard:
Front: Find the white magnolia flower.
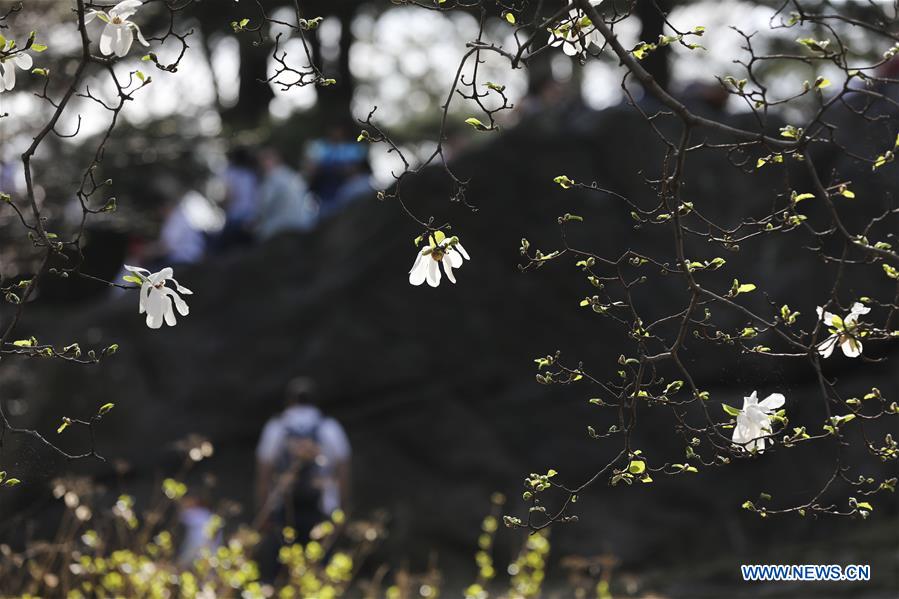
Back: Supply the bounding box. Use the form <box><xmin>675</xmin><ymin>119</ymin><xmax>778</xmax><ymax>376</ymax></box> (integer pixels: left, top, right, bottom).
<box><xmin>85</xmin><ymin>0</ymin><xmax>149</xmax><ymax>58</ymax></box>
<box><xmin>732</xmin><ymin>391</ymin><xmax>785</xmax><ymax>453</ymax></box>
<box><xmin>124</xmin><ymin>265</ymin><xmax>192</xmax><ymax>329</ymax></box>
<box><xmin>816</xmin><ymin>301</ymin><xmax>870</xmax><ymax>359</ymax></box>
<box><xmin>0</xmin><ymin>46</ymin><xmax>32</xmax><ymax>92</ymax></box>
<box><xmin>409</xmin><ymin>231</ymin><xmax>470</xmax><ymax>288</ymax></box>
<box><xmin>549</xmin><ymin>1</ymin><xmax>603</xmax><ymax>57</ymax></box>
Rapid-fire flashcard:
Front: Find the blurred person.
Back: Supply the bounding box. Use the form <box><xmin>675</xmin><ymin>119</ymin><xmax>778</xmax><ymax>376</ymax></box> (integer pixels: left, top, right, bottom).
<box><xmin>255</xmin><ymin>377</ymin><xmax>351</xmax><ymax>530</ymax></box>
<box><xmin>255</xmin><ymin>147</ymin><xmax>316</xmax><ymax>240</ymax></box>
<box><xmin>214</xmin><ymin>145</ymin><xmax>259</xmax><ymax>250</ymax></box>
<box><xmin>321</xmin><ymin>159</ymin><xmax>372</xmax><ymax>220</ymax></box>
<box><xmin>158</xmin><ymin>194</ymin><xmax>207</xmax><ymax>265</ymax></box>
<box><xmin>254</xmin><ymin>377</ymin><xmax>351</xmax><ymax>580</ymax></box>
<box><xmin>126</xmin><ymin>177</ymin><xmax>207</xmax><ymax>269</ymax></box>
<box><xmin>303</xmin><ymin>123</ymin><xmax>368</xmax><ymax>215</ymax></box>
<box><xmin>177</xmin><ymin>494</ymin><xmax>222</xmax><ymax>568</ymax></box>
<box><xmin>0</xmin><ymin>159</ymin><xmax>19</xmax><ymax>194</ymax></box>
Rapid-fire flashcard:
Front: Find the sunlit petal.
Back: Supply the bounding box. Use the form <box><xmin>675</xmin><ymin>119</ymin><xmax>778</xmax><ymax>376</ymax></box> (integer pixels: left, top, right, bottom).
<box><xmin>426</xmin><ymin>257</ymin><xmax>441</xmax><ymax>287</ymax></box>
<box><xmin>443</xmin><ymin>258</ymin><xmax>456</xmax><ymax>284</ymax></box>
<box><xmin>817</xmin><ymin>335</ymin><xmax>837</xmax><ymax>358</ymax></box>
<box><xmin>840</xmin><ymin>336</ymin><xmax>862</xmax><ymax>358</ymax></box>
<box><xmin>110</xmin><ymin>0</ymin><xmax>143</xmax><ymax>19</ymax></box>
<box><xmin>13</xmin><ymin>54</ymin><xmax>32</xmax><ymax>70</ymax></box>
<box><xmin>99</xmin><ymin>23</ymin><xmax>115</xmax><ymax>56</ymax></box>
<box><xmin>759</xmin><ymin>393</ymin><xmax>785</xmax><ymax>411</ymax></box>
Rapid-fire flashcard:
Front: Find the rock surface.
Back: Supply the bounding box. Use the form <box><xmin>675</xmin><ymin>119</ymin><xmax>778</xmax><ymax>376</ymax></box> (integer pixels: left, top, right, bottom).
<box><xmin>2</xmin><ymin>104</ymin><xmax>897</xmax><ymax>593</ymax></box>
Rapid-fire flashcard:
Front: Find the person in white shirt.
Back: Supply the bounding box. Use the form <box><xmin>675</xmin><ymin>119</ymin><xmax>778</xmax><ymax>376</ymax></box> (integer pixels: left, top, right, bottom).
<box><xmin>255</xmin><ymin>148</ymin><xmax>318</xmax><ymax>240</ymax></box>
<box><xmin>254</xmin><ymin>377</ymin><xmax>351</xmax><ymax>533</ymax></box>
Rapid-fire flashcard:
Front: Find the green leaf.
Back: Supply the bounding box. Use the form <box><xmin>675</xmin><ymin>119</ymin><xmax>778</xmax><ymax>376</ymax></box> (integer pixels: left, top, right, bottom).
<box><xmin>796</xmin><ymin>38</ymin><xmax>830</xmax><ymax>52</ymax></box>
<box><xmin>503</xmin><ymin>12</ymin><xmax>515</xmax><ymax>24</ymax></box>
<box><xmin>553</xmin><ymin>175</ymin><xmax>574</xmax><ymax>189</ymax></box>
<box><xmin>665</xmin><ymin>380</ymin><xmax>684</xmax><ymax>395</ymax></box>
<box><xmin>464</xmin><ymin>117</ymin><xmax>491</xmax><ymax>131</ymax></box>
<box><xmin>779</xmin><ymin>125</ymin><xmax>801</xmax><ymax>139</ymax></box>
<box><xmin>732</xmin><ymin>280</ymin><xmax>756</xmax><ymax>295</ymax></box>
<box><xmin>722</xmin><ymin>403</ymin><xmax>741</xmax><ymax>417</ymax></box>
<box><xmin>3</xmin><ymin>478</ymin><xmax>21</xmax><ymax>487</ymax></box>
<box><xmin>31</xmin><ymin>43</ymin><xmax>47</xmax><ymax>52</ymax></box>
<box><xmin>123</xmin><ymin>274</ymin><xmax>143</xmax><ymax>285</ymax></box>
<box><xmin>98</xmin><ymin>402</ymin><xmax>115</xmax><ymax>416</ymax></box>
<box><xmin>873</xmin><ymin>151</ymin><xmax>894</xmax><ymax>170</ymax></box>
<box><xmin>627</xmin><ymin>460</ymin><xmax>646</xmax><ymax>474</ymax></box>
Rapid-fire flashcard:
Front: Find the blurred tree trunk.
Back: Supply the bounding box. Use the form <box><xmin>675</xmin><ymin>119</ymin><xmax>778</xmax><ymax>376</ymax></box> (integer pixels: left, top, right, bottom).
<box><xmin>635</xmin><ymin>0</ymin><xmax>672</xmax><ymax>91</ymax></box>
<box><xmin>225</xmin><ymin>40</ymin><xmax>275</xmax><ymax>128</ymax></box>
<box><xmin>315</xmin><ymin>4</ymin><xmax>356</xmax><ymax>125</ymax></box>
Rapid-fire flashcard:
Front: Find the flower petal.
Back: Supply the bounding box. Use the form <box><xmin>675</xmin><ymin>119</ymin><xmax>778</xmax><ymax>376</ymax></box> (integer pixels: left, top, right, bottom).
<box><xmin>169</xmin><ymin>278</ymin><xmax>192</xmax><ymax>295</ymax></box>
<box><xmin>145</xmin><ymin>288</ymin><xmax>165</xmax><ymax>328</ymax></box>
<box><xmin>408</xmin><ymin>252</ymin><xmax>428</xmax><ymax>286</ymax></box>
<box><xmin>163</xmin><ymin>296</ymin><xmax>177</xmax><ymax>327</ymax></box>
<box><xmin>408</xmin><ymin>251</ymin><xmax>424</xmax><ymax>274</ymax></box>
<box><xmin>131</xmin><ymin>22</ymin><xmax>149</xmax><ymax>47</ymax></box>
<box><xmin>113</xmin><ymin>25</ymin><xmax>134</xmax><ymax>57</ymax></box>
<box><xmin>742</xmin><ymin>390</ymin><xmax>759</xmax><ymax>408</ymax></box>
<box><xmin>446</xmin><ymin>248</ymin><xmax>463</xmax><ymax>268</ymax></box>
<box><xmin>443</xmin><ymin>258</ymin><xmax>456</xmax><ymax>284</ymax></box>
<box><xmin>148</xmin><ymin>267</ymin><xmax>173</xmax><ymax>284</ymax></box>
<box><xmin>99</xmin><ymin>23</ymin><xmax>116</xmax><ymax>56</ymax></box>
<box><xmin>163</xmin><ymin>287</ymin><xmax>189</xmax><ymax>317</ymax></box>
<box><xmin>13</xmin><ymin>53</ymin><xmax>32</xmax><ymax>70</ymax></box>
<box><xmin>840</xmin><ymin>336</ymin><xmax>862</xmax><ymax>358</ymax></box>
<box><xmin>849</xmin><ymin>301</ymin><xmax>871</xmax><ymax>317</ymax></box>
<box><xmin>1</xmin><ymin>62</ymin><xmax>15</xmax><ymax>91</ymax></box>
<box><xmin>138</xmin><ymin>282</ymin><xmax>150</xmax><ymax>314</ymax></box>
<box><xmin>455</xmin><ymin>243</ymin><xmax>470</xmax><ymax>261</ymax></box>
<box><xmin>817</xmin><ymin>335</ymin><xmax>837</xmax><ymax>358</ymax></box>
<box><xmin>732</xmin><ymin>413</ymin><xmax>756</xmax><ymax>446</ymax></box>
<box><xmin>426</xmin><ymin>257</ymin><xmax>441</xmax><ymax>287</ymax></box>
<box><xmin>124</xmin><ymin>264</ymin><xmax>150</xmax><ymax>277</ymax></box>
<box><xmin>110</xmin><ymin>0</ymin><xmax>143</xmax><ymax>19</ymax></box>
<box><xmin>759</xmin><ymin>393</ymin><xmax>785</xmax><ymax>411</ymax></box>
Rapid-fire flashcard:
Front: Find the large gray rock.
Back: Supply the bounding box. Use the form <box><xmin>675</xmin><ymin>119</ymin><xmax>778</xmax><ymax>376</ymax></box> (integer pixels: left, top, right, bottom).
<box><xmin>2</xmin><ymin>105</ymin><xmax>896</xmax><ymax>594</ymax></box>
